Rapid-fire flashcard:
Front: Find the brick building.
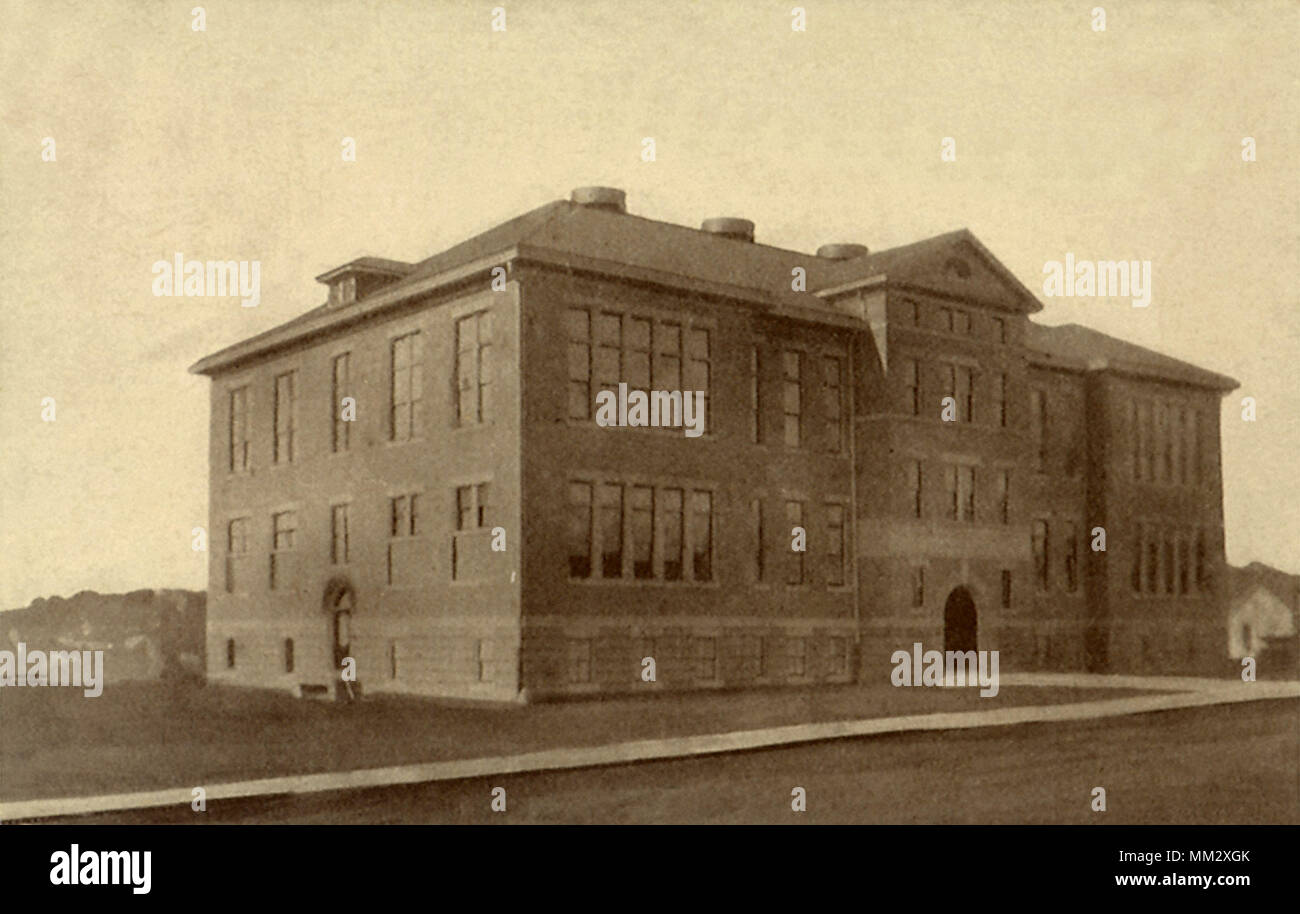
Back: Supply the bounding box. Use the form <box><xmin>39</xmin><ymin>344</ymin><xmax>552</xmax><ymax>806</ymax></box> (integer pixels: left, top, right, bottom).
<box><xmin>190</xmin><ymin>187</ymin><xmax>1237</xmax><ymax>701</ymax></box>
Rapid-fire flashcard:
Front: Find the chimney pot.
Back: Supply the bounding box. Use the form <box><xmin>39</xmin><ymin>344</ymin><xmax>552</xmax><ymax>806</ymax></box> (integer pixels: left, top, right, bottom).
<box><xmin>817</xmin><ymin>243</ymin><xmax>870</xmax><ymax>260</ymax></box>
<box><xmin>701</xmin><ymin>217</ymin><xmax>755</xmax><ymax>243</ymax></box>
<box><xmin>570</xmin><ymin>186</ymin><xmax>627</xmax><ymax>213</ymax></box>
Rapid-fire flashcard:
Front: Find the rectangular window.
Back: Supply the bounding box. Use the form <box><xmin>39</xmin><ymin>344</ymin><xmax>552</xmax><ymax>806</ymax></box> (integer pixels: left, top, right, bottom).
<box><xmin>225</xmin><ymin>638</ymin><xmax>235</xmax><ymax>669</ymax></box>
<box><xmin>909</xmin><ymin>460</ymin><xmax>923</xmax><ymax>518</ymax></box>
<box><xmin>788</xmin><ymin>638</ymin><xmax>807</xmax><ymax>677</ymax></box>
<box><xmin>825</xmin><ymin>502</ymin><xmax>845</xmax><ymax>587</ymax></box>
<box><xmin>1172</xmin><ymin>406</ymin><xmax>1184</xmax><ymax>485</ymax></box>
<box><xmin>631</xmin><ymin>486</ymin><xmax>654</xmax><ymax>580</ymax></box>
<box><xmin>958</xmin><ymin>466</ymin><xmax>975</xmax><ymax>522</ymax></box>
<box><xmin>331</xmin><ymin>352</ymin><xmax>351</xmax><ymax>453</ymax></box>
<box><xmin>1142</xmin><ymin>402</ymin><xmax>1155</xmax><ymax>481</ymax></box>
<box><xmin>592</xmin><ymin>313</ymin><xmax>621</xmax><ymax>401</ymax></box>
<box><xmin>455</xmin><ymin>311</ymin><xmax>492</xmax><ymax>426</ymax></box>
<box><xmin>567</xmin><ymin>483</ymin><xmax>592</xmax><ymax>578</ymax></box>
<box><xmin>751</xmin><ymin>498</ymin><xmax>765</xmax><ymax>583</ymax></box>
<box><xmin>905</xmin><ymin>359</ymin><xmax>920</xmax><ymax>416</ymax></box>
<box><xmin>1178</xmin><ymin>536</ymin><xmax>1190</xmax><ymax>595</ymax></box>
<box><xmin>685</xmin><ymin>327</ymin><xmax>710</xmax><ymax>434</ymax></box>
<box><xmin>1170</xmin><ymin>535</ymin><xmax>1180</xmax><ymax>592</ymax></box>
<box><xmin>946</xmin><ymin>466</ymin><xmax>957</xmax><ymax>520</ymax></box>
<box><xmin>997</xmin><ymin>470</ymin><xmax>1010</xmax><ymax>524</ymax></box>
<box><xmin>229</xmin><ymin>386</ymin><xmax>249</xmax><ymax>471</ymax></box>
<box><xmin>1191</xmin><ymin>410</ymin><xmax>1202</xmax><ymax>484</ymax></box>
<box><xmin>907</xmin><ymin>299</ymin><xmax>921</xmax><ymax>327</ymax></box>
<box><xmin>782</xmin><ymin>350</ymin><xmax>802</xmax><ymax>447</ymax></box>
<box><xmin>565</xmin><ymin>309</ymin><xmax>591</xmax><ymax>420</ymax></box>
<box><xmin>270</xmin><ymin>511</ymin><xmax>298</xmax><ymax>591</ymax></box>
<box><xmin>653</xmin><ymin>320</ymin><xmax>681</xmax><ymax>391</ymax></box>
<box><xmin>454</xmin><ymin>483</ymin><xmax>492</xmax><ymax>532</ymax></box>
<box><xmin>330</xmin><ymin>504</ymin><xmax>350</xmax><ymax>565</ymax></box>
<box><xmin>625</xmin><ymin>317</ymin><xmax>651</xmax><ymax>390</ymax></box>
<box><xmin>227</xmin><ymin>518</ymin><xmax>249</xmax><ymax>554</ymax></box>
<box><xmin>785</xmin><ymin>500</ymin><xmax>805</xmax><ymax>585</ymax></box>
<box><xmin>390</xmin><ymin>494</ymin><xmax>421</xmax><ymax>537</ymax></box>
<box><xmin>1032</xmin><ymin>520</ymin><xmax>1049</xmax><ymax>592</ymax></box>
<box><xmin>996</xmin><ymin>373</ymin><xmax>1007</xmax><ymax>427</ymax></box>
<box><xmin>660</xmin><ymin>488</ymin><xmax>684</xmax><ymax>582</ymax></box>
<box><xmin>750</xmin><ymin>345</ymin><xmax>762</xmax><ymax>443</ymax></box>
<box><xmin>452</xmin><ymin>483</ymin><xmax>494</xmax><ymax>581</ymax></box>
<box><xmin>912</xmin><ymin>566</ymin><xmax>925</xmax><ymax>607</ymax></box>
<box><xmin>1195</xmin><ymin>529</ymin><xmax>1208</xmax><ymax>591</ymax></box>
<box><xmin>1030</xmin><ymin>389</ymin><xmax>1047</xmax><ymax>472</ymax></box>
<box><xmin>597</xmin><ymin>483</ymin><xmax>624</xmax><ymax>578</ymax></box>
<box><xmin>945</xmin><ymin>465</ymin><xmax>973</xmax><ymax>522</ymax></box>
<box><xmin>273</xmin><ymin>371</ymin><xmax>296</xmax><ymax>463</ymax></box>
<box><xmin>1131</xmin><ymin>401</ymin><xmax>1142</xmax><ymax>481</ymax></box>
<box><xmin>1131</xmin><ymin>523</ymin><xmax>1143</xmax><ymax>593</ymax></box>
<box><xmin>1161</xmin><ymin>403</ymin><xmax>1174</xmax><ymax>482</ymax></box>
<box><xmin>693</xmin><ymin>637</ymin><xmax>716</xmax><ymax>680</ymax></box>
<box><xmin>943</xmin><ymin>364</ymin><xmax>956</xmax><ymax>418</ymax></box>
<box><xmin>691</xmin><ymin>490</ymin><xmax>713</xmax><ymax>582</ymax></box>
<box><xmin>994</xmin><ymin>317</ymin><xmax>1006</xmax><ymax>344</ymax></box>
<box><xmin>390</xmin><ymin>332</ymin><xmax>423</xmax><ymax>441</ymax></box>
<box><xmin>940</xmin><ymin>307</ymin><xmax>954</xmax><ymax>333</ymax></box>
<box><xmin>284</xmin><ymin>638</ymin><xmax>295</xmax><ymax>674</ymax></box>
<box><xmin>1145</xmin><ymin>537</ymin><xmax>1160</xmax><ymax>594</ymax></box>
<box><xmin>828</xmin><ymin>637</ymin><xmax>848</xmax><ymax>675</ymax></box>
<box><xmin>1001</xmin><ymin>570</ymin><xmax>1012</xmax><ymax>608</ymax></box>
<box><xmin>1064</xmin><ymin>521</ymin><xmax>1079</xmax><ymax>593</ymax></box>
<box><xmin>951</xmin><ymin>365</ymin><xmax>974</xmax><ymax>420</ymax></box>
<box><xmin>822</xmin><ymin>356</ymin><xmax>843</xmax><ymax>452</ymax></box>
<box><xmin>567</xmin><ymin>639</ymin><xmax>592</xmax><ymax>684</ymax></box>
<box><xmin>225</xmin><ymin>518</ymin><xmax>249</xmax><ymax>593</ymax></box>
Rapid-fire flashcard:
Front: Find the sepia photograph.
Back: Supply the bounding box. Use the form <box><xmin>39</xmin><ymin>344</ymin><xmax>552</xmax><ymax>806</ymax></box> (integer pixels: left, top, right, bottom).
<box><xmin>1</xmin><ymin>0</ymin><xmax>1296</xmax><ymax>896</ymax></box>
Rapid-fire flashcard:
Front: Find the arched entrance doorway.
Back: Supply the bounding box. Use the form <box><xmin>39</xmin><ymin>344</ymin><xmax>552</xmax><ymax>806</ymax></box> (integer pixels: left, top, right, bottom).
<box><xmin>322</xmin><ymin>577</ymin><xmax>356</xmax><ymax>700</ymax></box>
<box><xmin>944</xmin><ymin>587</ymin><xmax>977</xmax><ymax>653</ymax></box>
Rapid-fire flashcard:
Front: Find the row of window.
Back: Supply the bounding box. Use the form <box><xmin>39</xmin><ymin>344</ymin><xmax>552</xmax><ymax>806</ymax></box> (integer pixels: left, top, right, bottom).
<box><xmin>225</xmin><ymin>484</ymin><xmax>496</xmax><ymax>592</ymax></box>
<box><xmin>565</xmin><ymin>306</ymin><xmax>849</xmax><ymax>453</ymax></box>
<box><xmin>222</xmin><ymin>636</ymin><xmax>495</xmax><ymax>682</ymax></box>
<box><xmin>1130</xmin><ymin>525</ymin><xmax>1213</xmax><ymax>596</ymax></box>
<box><xmin>565</xmin><ymin>307</ymin><xmax>710</xmax><ymax>426</ymax></box>
<box><xmin>566</xmin><ymin>483</ymin><xmax>851</xmax><ymax>588</ymax></box>
<box><xmin>565</xmin><ymin>634</ymin><xmax>849</xmax><ymax>683</ymax></box>
<box><xmin>1130</xmin><ymin>399</ymin><xmax>1204</xmax><ymax>487</ymax></box>
<box><xmin>898</xmin><ymin>298</ymin><xmax>1010</xmax><ymax>345</ymax></box>
<box><xmin>902</xmin><ymin>359</ymin><xmax>1008</xmax><ymax>429</ymax></box>
<box><xmin>1031</xmin><ymin>520</ymin><xmax>1082</xmax><ymax>594</ymax></box>
<box><xmin>567</xmin><ymin>481</ymin><xmax>713</xmax><ymax>582</ymax></box>
<box><xmin>905</xmin><ymin>461</ymin><xmax>1012</xmax><ymax>524</ymax></box>
<box><xmin>228</xmin><ymin>311</ymin><xmax>492</xmax><ymax>471</ymax></box>
<box><xmin>750</xmin><ymin>346</ymin><xmax>846</xmax><ymax>451</ymax></box>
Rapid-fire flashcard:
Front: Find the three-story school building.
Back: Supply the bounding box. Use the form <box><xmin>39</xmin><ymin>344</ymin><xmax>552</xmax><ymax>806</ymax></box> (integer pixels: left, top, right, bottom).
<box><xmin>190</xmin><ymin>186</ymin><xmax>1237</xmax><ymax>701</ymax></box>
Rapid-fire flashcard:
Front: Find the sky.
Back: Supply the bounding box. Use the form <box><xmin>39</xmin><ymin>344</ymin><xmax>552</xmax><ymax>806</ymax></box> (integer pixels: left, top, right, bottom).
<box><xmin>1</xmin><ymin>0</ymin><xmax>1296</xmax><ymax>608</ymax></box>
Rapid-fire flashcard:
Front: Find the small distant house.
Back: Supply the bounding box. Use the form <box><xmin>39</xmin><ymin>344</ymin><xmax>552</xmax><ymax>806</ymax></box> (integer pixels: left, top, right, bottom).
<box><xmin>1228</xmin><ymin>585</ymin><xmax>1296</xmax><ymax>659</ymax></box>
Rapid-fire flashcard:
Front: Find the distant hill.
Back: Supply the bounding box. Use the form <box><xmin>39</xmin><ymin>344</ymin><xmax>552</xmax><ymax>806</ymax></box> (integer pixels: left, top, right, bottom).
<box><xmin>2</xmin><ymin>589</ymin><xmax>205</xmax><ymax>682</ymax></box>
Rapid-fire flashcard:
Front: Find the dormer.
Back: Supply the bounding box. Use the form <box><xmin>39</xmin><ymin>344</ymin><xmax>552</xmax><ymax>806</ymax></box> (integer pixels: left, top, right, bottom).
<box><xmin>315</xmin><ymin>257</ymin><xmax>414</xmax><ymax>307</ymax></box>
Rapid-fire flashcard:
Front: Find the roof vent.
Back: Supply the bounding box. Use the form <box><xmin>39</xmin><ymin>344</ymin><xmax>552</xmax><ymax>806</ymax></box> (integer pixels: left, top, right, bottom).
<box><xmin>817</xmin><ymin>243</ymin><xmax>870</xmax><ymax>260</ymax></box>
<box><xmin>701</xmin><ymin>217</ymin><xmax>755</xmax><ymax>243</ymax></box>
<box><xmin>570</xmin><ymin>186</ymin><xmax>627</xmax><ymax>213</ymax></box>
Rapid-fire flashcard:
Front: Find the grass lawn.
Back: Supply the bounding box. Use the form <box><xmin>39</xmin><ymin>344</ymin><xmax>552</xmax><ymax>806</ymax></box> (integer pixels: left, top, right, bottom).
<box><xmin>1</xmin><ymin>679</ymin><xmax>1159</xmax><ymax>802</ymax></box>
